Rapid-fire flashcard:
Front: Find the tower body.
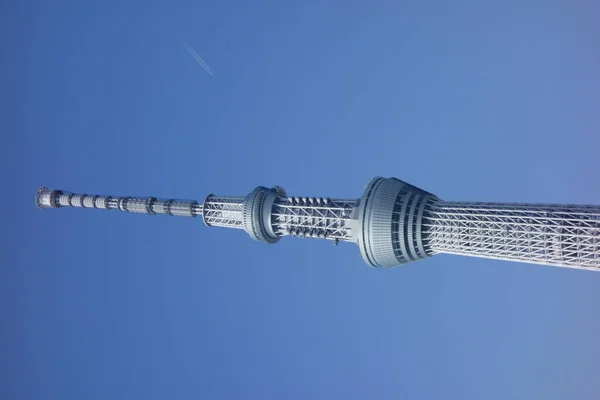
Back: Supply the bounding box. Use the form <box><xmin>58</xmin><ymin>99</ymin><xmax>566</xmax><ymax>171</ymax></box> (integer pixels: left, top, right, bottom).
<box><xmin>36</xmin><ymin>177</ymin><xmax>600</xmax><ymax>271</ymax></box>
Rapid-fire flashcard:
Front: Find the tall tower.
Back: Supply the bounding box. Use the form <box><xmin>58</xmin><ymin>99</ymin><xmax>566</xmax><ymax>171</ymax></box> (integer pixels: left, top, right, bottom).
<box><xmin>36</xmin><ymin>177</ymin><xmax>600</xmax><ymax>271</ymax></box>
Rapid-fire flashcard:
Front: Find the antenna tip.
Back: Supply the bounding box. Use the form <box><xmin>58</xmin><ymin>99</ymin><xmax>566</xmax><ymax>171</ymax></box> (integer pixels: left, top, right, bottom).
<box><xmin>36</xmin><ymin>187</ymin><xmax>57</xmax><ymax>209</ymax></box>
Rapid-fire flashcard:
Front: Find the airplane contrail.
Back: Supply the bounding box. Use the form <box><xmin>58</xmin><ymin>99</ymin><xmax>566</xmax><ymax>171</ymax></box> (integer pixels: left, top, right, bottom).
<box><xmin>184</xmin><ymin>42</ymin><xmax>214</xmax><ymax>76</ymax></box>
<box><xmin>183</xmin><ymin>42</ymin><xmax>207</xmax><ymax>68</ymax></box>
<box><xmin>184</xmin><ymin>43</ymin><xmax>213</xmax><ymax>75</ymax></box>
<box><xmin>184</xmin><ymin>42</ymin><xmax>211</xmax><ymax>73</ymax></box>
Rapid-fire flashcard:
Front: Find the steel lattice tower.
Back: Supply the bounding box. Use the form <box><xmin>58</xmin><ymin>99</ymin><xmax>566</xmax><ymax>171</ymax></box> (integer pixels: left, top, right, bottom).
<box><xmin>36</xmin><ymin>177</ymin><xmax>600</xmax><ymax>271</ymax></box>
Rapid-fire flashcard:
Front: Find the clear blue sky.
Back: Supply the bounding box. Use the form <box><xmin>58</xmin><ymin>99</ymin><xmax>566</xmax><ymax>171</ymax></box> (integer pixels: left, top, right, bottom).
<box><xmin>3</xmin><ymin>1</ymin><xmax>600</xmax><ymax>398</ymax></box>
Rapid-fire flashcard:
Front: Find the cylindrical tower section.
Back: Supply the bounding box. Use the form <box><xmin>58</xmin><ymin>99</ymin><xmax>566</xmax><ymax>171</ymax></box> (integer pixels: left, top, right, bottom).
<box><xmin>271</xmin><ymin>197</ymin><xmax>356</xmax><ymax>242</ymax></box>
<box><xmin>355</xmin><ymin>177</ymin><xmax>438</xmax><ymax>267</ymax></box>
<box><xmin>35</xmin><ymin>187</ymin><xmax>203</xmax><ymax>218</ymax></box>
<box><xmin>201</xmin><ymin>195</ymin><xmax>245</xmax><ymax>229</ymax></box>
<box><xmin>423</xmin><ymin>201</ymin><xmax>600</xmax><ymax>270</ymax></box>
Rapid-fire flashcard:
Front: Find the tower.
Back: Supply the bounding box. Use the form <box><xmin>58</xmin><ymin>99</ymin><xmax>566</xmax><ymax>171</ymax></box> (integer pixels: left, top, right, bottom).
<box><xmin>36</xmin><ymin>177</ymin><xmax>600</xmax><ymax>271</ymax></box>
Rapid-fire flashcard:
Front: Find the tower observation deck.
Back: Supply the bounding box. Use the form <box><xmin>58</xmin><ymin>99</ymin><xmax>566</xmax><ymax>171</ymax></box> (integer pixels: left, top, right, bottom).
<box><xmin>36</xmin><ymin>177</ymin><xmax>600</xmax><ymax>271</ymax></box>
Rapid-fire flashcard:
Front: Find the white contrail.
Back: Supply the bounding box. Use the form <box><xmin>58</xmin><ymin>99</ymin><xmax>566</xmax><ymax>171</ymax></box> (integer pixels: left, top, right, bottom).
<box><xmin>184</xmin><ymin>42</ymin><xmax>207</xmax><ymax>69</ymax></box>
<box><xmin>184</xmin><ymin>42</ymin><xmax>209</xmax><ymax>70</ymax></box>
<box><xmin>185</xmin><ymin>43</ymin><xmax>213</xmax><ymax>75</ymax></box>
<box><xmin>184</xmin><ymin>42</ymin><xmax>214</xmax><ymax>76</ymax></box>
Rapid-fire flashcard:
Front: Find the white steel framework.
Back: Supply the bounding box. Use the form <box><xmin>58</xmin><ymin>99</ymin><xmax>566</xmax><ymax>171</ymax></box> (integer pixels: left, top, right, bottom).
<box><xmin>202</xmin><ymin>196</ymin><xmax>245</xmax><ymax>229</ymax></box>
<box><xmin>423</xmin><ymin>201</ymin><xmax>600</xmax><ymax>270</ymax></box>
<box><xmin>36</xmin><ymin>177</ymin><xmax>600</xmax><ymax>272</ymax></box>
<box><xmin>272</xmin><ymin>197</ymin><xmax>356</xmax><ymax>242</ymax></box>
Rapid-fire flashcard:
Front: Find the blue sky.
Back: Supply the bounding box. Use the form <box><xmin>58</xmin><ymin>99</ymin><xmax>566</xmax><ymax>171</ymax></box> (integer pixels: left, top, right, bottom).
<box><xmin>3</xmin><ymin>1</ymin><xmax>600</xmax><ymax>398</ymax></box>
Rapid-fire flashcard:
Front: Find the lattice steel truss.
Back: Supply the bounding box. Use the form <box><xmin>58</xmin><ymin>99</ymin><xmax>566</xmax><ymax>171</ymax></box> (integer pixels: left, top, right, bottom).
<box><xmin>36</xmin><ymin>176</ymin><xmax>600</xmax><ymax>272</ymax></box>
<box><xmin>272</xmin><ymin>197</ymin><xmax>356</xmax><ymax>242</ymax></box>
<box><xmin>202</xmin><ymin>196</ymin><xmax>245</xmax><ymax>229</ymax></box>
<box><xmin>423</xmin><ymin>201</ymin><xmax>600</xmax><ymax>270</ymax></box>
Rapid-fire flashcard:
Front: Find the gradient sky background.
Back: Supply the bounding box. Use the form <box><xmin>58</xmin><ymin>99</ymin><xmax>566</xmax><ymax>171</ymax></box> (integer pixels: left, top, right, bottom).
<box><xmin>3</xmin><ymin>1</ymin><xmax>600</xmax><ymax>398</ymax></box>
